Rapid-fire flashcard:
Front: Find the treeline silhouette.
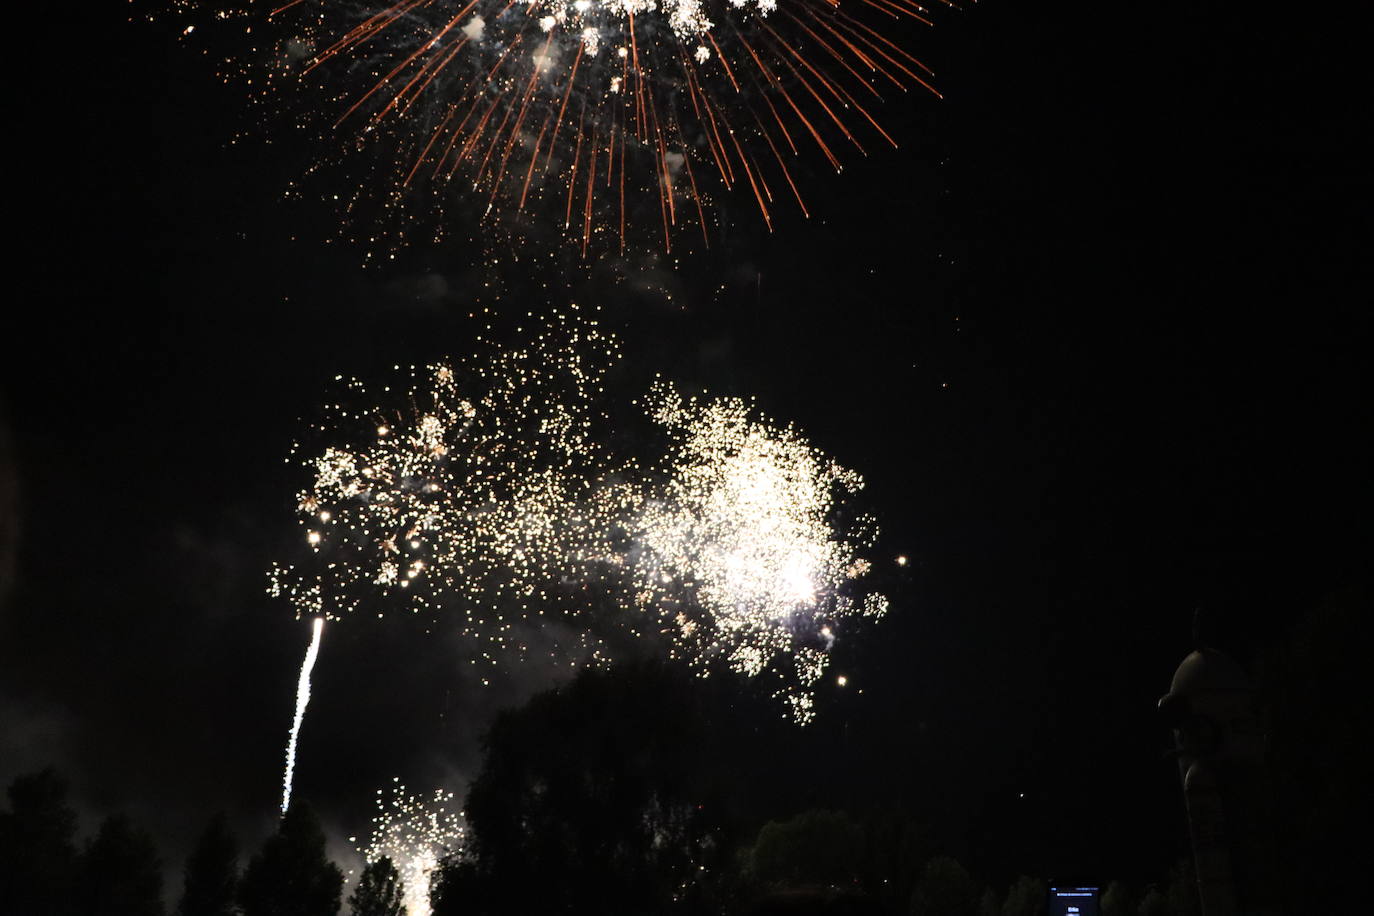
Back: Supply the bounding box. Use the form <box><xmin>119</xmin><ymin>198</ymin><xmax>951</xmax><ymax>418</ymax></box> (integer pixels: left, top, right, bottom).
<box><xmin>0</xmin><ymin>762</ymin><xmax>1203</xmax><ymax>916</ymax></box>
<box><xmin>8</xmin><ymin>570</ymin><xmax>1363</xmax><ymax>916</ymax></box>
<box><xmin>0</xmin><ymin>666</ymin><xmax>1204</xmax><ymax>916</ymax></box>
<box><xmin>0</xmin><ymin>770</ymin><xmax>349</xmax><ymax>916</ymax></box>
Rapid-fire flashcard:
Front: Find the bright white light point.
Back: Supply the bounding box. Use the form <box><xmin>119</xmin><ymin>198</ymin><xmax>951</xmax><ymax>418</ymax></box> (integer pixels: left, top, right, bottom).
<box><xmin>836</xmin><ymin>675</ymin><xmax>848</xmax><ymax>687</ymax></box>
<box><xmin>820</xmin><ymin>626</ymin><xmax>833</xmax><ymax>638</ymax></box>
<box><xmin>782</xmin><ymin>557</ymin><xmax>816</xmax><ymax>602</ymax></box>
<box><xmin>377</xmin><ymin>425</ymin><xmax>389</xmax><ymax>436</ymax></box>
<box><xmin>410</xmin><ymin>540</ymin><xmax>421</xmax><ymax>549</ymax></box>
<box><xmin>307</xmin><ymin>531</ymin><xmax>321</xmax><ymax>546</ymax></box>
<box><xmin>581</xmin><ymin>27</ymin><xmax>600</xmax><ymax>56</ymax></box>
<box><xmin>319</xmin><ymin>511</ymin><xmax>331</xmax><ymax>522</ymax></box>
<box><xmin>539</xmin><ymin>15</ymin><xmax>556</xmax><ymax>30</ymax></box>
<box><xmin>695</xmin><ymin>45</ymin><xmax>711</xmax><ymax>64</ymax></box>
<box><xmin>896</xmin><ymin>555</ymin><xmax>908</xmax><ymax>566</ymax></box>
<box><xmin>574</xmin><ymin>0</ymin><xmax>591</xmax><ymax>11</ymax></box>
<box><xmin>610</xmin><ymin>76</ymin><xmax>622</xmax><ymax>93</ymax></box>
<box><xmin>618</xmin><ymin>46</ymin><xmax>628</xmax><ymax>58</ymax></box>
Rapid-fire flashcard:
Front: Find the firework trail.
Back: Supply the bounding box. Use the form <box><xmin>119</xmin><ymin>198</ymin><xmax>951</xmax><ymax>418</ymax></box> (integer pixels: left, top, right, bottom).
<box><xmin>173</xmin><ymin>0</ymin><xmax>950</xmax><ymax>253</ymax></box>
<box><xmin>354</xmin><ymin>779</ymin><xmax>466</xmax><ymax>916</ymax></box>
<box><xmin>282</xmin><ymin>616</ymin><xmax>325</xmax><ymax>814</ymax></box>
<box><xmin>270</xmin><ymin>312</ymin><xmax>884</xmax><ymax>719</ymax></box>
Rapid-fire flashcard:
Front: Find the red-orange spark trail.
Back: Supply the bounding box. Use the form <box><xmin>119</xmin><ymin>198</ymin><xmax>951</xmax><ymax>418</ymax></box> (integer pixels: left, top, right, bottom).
<box><xmin>392</xmin><ymin>37</ymin><xmax>470</xmax><ymax>119</ymax></box>
<box><xmin>406</xmin><ymin>101</ymin><xmax>461</xmax><ymax>186</ymax></box>
<box><xmin>519</xmin><ymin>115</ymin><xmax>553</xmax><ymax>211</ymax></box>
<box><xmin>269</xmin><ymin>0</ymin><xmax>310</xmax><ymax>17</ymax></box>
<box><xmin>738</xmin><ymin>35</ymin><xmax>841</xmax><ymax>171</ymax></box>
<box><xmin>680</xmin><ymin>141</ymin><xmax>710</xmax><ymax>246</ymax></box>
<box><xmin>704</xmin><ymin>32</ymin><xmax>740</xmax><ymax>94</ymax></box>
<box><xmin>781</xmin><ymin>11</ymin><xmax>883</xmax><ymax>98</ymax></box>
<box><xmin>387</xmin><ymin>35</ymin><xmax>472</xmax><ymax>119</ymax></box>
<box><xmin>230</xmin><ymin>0</ymin><xmax>952</xmax><ymax>253</ymax></box>
<box><xmin>760</xmin><ymin>91</ymin><xmax>798</xmax><ymax>155</ymax></box>
<box><xmin>582</xmin><ymin>124</ymin><xmax>598</xmax><ymax>256</ymax></box>
<box><xmin>564</xmin><ymin>102</ymin><xmax>586</xmax><ymax>230</ymax></box>
<box><xmin>545</xmin><ymin>41</ymin><xmax>584</xmax><ymax>173</ymax></box>
<box><xmin>726</xmin><ymin>121</ymin><xmax>771</xmax><ymax>230</ymax></box>
<box><xmin>618</xmin><ymin>125</ymin><xmax>626</xmax><ymax>253</ymax></box>
<box><xmin>752</xmin><ymin>107</ymin><xmax>809</xmax><ymax>216</ymax></box>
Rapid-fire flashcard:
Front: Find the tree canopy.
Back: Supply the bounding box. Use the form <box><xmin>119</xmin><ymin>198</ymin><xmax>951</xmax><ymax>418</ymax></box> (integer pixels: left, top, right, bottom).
<box><xmin>73</xmin><ymin>814</ymin><xmax>165</xmax><ymax>916</ymax></box>
<box><xmin>433</xmin><ymin>662</ymin><xmax>791</xmax><ymax>915</ymax></box>
<box><xmin>749</xmin><ymin>809</ymin><xmax>865</xmax><ymax>889</ymax></box>
<box><xmin>0</xmin><ymin>768</ymin><xmax>79</xmax><ymax>916</ymax></box>
<box><xmin>178</xmin><ymin>814</ymin><xmax>239</xmax><ymax>916</ymax></box>
<box><xmin>238</xmin><ymin>804</ymin><xmax>343</xmax><ymax>916</ymax></box>
<box><xmin>348</xmin><ymin>856</ymin><xmax>405</xmax><ymax>916</ymax></box>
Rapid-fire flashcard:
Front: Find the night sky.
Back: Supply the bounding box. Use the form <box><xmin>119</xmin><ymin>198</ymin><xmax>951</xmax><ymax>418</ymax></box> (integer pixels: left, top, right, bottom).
<box><xmin>3</xmin><ymin>0</ymin><xmax>1369</xmax><ymax>896</ymax></box>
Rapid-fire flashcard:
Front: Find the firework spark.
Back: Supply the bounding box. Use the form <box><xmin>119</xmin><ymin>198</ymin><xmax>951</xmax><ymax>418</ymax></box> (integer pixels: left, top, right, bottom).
<box><xmin>630</xmin><ymin>382</ymin><xmax>886</xmax><ymax>721</ymax></box>
<box><xmin>282</xmin><ymin>615</ymin><xmax>325</xmax><ymax>814</ymax></box>
<box><xmin>354</xmin><ymin>779</ymin><xmax>467</xmax><ymax>916</ymax></box>
<box><xmin>175</xmin><ymin>0</ymin><xmax>947</xmax><ymax>253</ymax></box>
<box><xmin>271</xmin><ymin>312</ymin><xmax>884</xmax><ymax>719</ymax></box>
<box><xmin>268</xmin><ymin>310</ymin><xmax>635</xmax><ymax>671</ymax></box>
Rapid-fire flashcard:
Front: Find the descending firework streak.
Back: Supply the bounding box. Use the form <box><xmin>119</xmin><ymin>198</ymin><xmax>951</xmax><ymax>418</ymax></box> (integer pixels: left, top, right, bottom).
<box><xmin>282</xmin><ymin>616</ymin><xmax>325</xmax><ymax>813</ymax></box>
<box><xmin>182</xmin><ymin>0</ymin><xmax>949</xmax><ymax>251</ymax></box>
<box><xmin>270</xmin><ymin>311</ymin><xmax>886</xmax><ymax>720</ymax></box>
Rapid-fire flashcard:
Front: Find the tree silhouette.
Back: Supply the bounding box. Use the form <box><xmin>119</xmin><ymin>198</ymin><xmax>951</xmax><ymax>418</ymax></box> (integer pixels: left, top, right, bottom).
<box><xmin>856</xmin><ymin>813</ymin><xmax>928</xmax><ymax>911</ymax></box>
<box><xmin>1100</xmin><ymin>881</ymin><xmax>1135</xmax><ymax>916</ymax></box>
<box><xmin>1164</xmin><ymin>858</ymin><xmax>1199</xmax><ymax>916</ymax></box>
<box><xmin>238</xmin><ymin>805</ymin><xmax>343</xmax><ymax>916</ymax></box>
<box><xmin>432</xmin><ymin>663</ymin><xmax>783</xmax><ymax>916</ymax></box>
<box><xmin>1001</xmin><ymin>876</ymin><xmax>1046</xmax><ymax>916</ymax></box>
<box><xmin>72</xmin><ymin>813</ymin><xmax>165</xmax><ymax>916</ymax></box>
<box><xmin>348</xmin><ymin>857</ymin><xmax>404</xmax><ymax>916</ymax></box>
<box><xmin>1136</xmin><ymin>887</ymin><xmax>1167</xmax><ymax>916</ymax></box>
<box><xmin>749</xmin><ymin>809</ymin><xmax>865</xmax><ymax>889</ymax></box>
<box><xmin>0</xmin><ymin>768</ymin><xmax>79</xmax><ymax>916</ymax></box>
<box><xmin>178</xmin><ymin>814</ymin><xmax>239</xmax><ymax>916</ymax></box>
<box><xmin>908</xmin><ymin>857</ymin><xmax>977</xmax><ymax>916</ymax></box>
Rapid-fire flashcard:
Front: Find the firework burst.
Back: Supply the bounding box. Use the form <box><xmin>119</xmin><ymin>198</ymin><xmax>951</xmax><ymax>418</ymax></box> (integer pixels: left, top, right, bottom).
<box><xmin>175</xmin><ymin>0</ymin><xmax>948</xmax><ymax>254</ymax></box>
<box><xmin>630</xmin><ymin>382</ymin><xmax>886</xmax><ymax>721</ymax></box>
<box><xmin>271</xmin><ymin>311</ymin><xmax>884</xmax><ymax>718</ymax></box>
<box><xmin>354</xmin><ymin>779</ymin><xmax>467</xmax><ymax>916</ymax></box>
<box><xmin>268</xmin><ymin>309</ymin><xmax>635</xmax><ymax>669</ymax></box>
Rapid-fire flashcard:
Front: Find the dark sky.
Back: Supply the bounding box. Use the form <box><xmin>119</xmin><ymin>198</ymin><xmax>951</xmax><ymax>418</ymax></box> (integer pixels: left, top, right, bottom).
<box><xmin>4</xmin><ymin>0</ymin><xmax>1369</xmax><ymax>892</ymax></box>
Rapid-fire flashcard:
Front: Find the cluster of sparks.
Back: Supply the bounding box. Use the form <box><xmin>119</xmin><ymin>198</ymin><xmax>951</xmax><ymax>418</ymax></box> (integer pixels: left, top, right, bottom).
<box><xmin>353</xmin><ymin>779</ymin><xmax>467</xmax><ymax>916</ymax></box>
<box><xmin>631</xmin><ymin>384</ymin><xmax>886</xmax><ymax>721</ymax></box>
<box><xmin>269</xmin><ymin>312</ymin><xmax>628</xmax><ymax>670</ymax></box>
<box><xmin>174</xmin><ymin>0</ymin><xmax>947</xmax><ymax>253</ymax></box>
<box><xmin>271</xmin><ymin>311</ymin><xmax>884</xmax><ymax>720</ymax></box>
